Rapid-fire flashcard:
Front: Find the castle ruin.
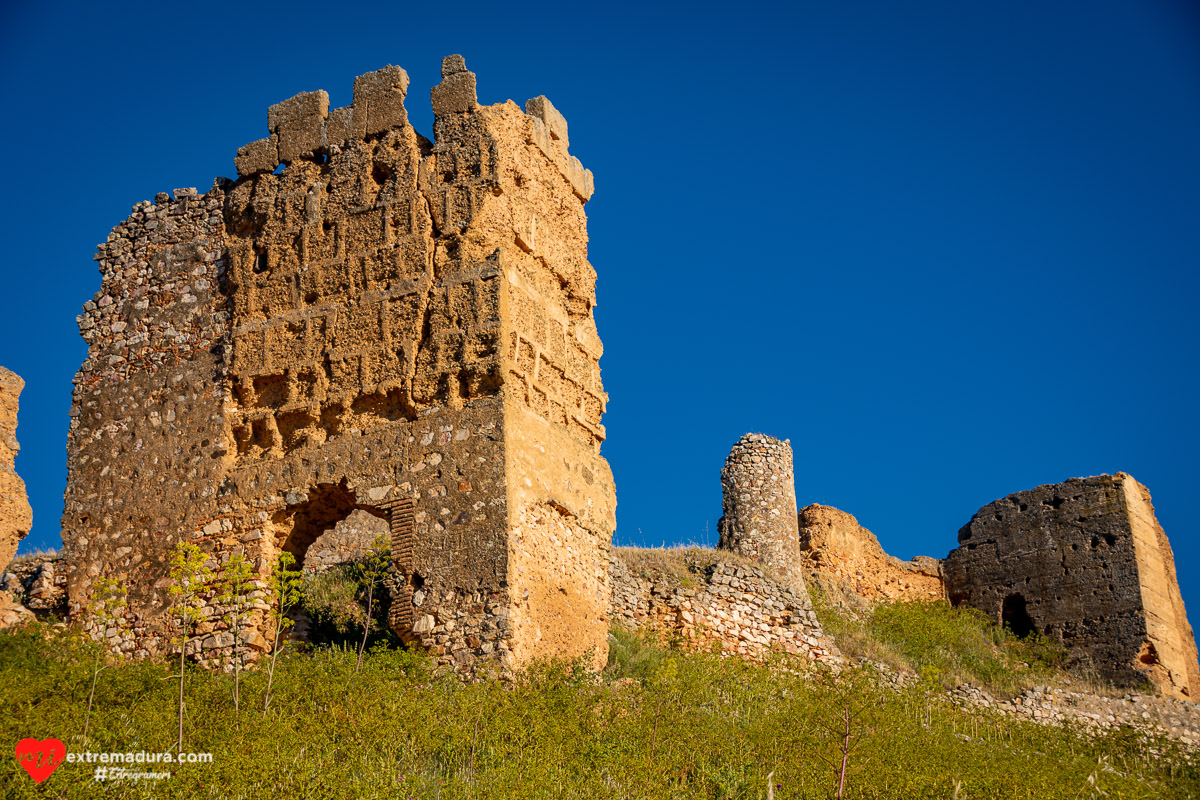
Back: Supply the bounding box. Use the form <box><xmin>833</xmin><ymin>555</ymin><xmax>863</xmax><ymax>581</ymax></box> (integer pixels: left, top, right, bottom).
<box><xmin>62</xmin><ymin>56</ymin><xmax>615</xmax><ymax>673</ymax></box>
<box><xmin>945</xmin><ymin>473</ymin><xmax>1198</xmax><ymax>699</ymax></box>
<box><xmin>24</xmin><ymin>54</ymin><xmax>1197</xmax><ymax>697</ymax></box>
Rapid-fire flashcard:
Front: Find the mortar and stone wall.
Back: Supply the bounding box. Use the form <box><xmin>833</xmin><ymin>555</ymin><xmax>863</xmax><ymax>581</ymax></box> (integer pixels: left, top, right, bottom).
<box><xmin>607</xmin><ymin>434</ymin><xmax>831</xmax><ymax>661</ymax></box>
<box><xmin>303</xmin><ymin>510</ymin><xmax>390</xmax><ymax>573</ymax></box>
<box><xmin>945</xmin><ymin>473</ymin><xmax>1198</xmax><ymax>700</ymax></box>
<box><xmin>63</xmin><ymin>55</ymin><xmax>615</xmax><ymax>675</ymax></box>
<box><xmin>609</xmin><ymin>550</ymin><xmax>831</xmax><ymax>661</ymax></box>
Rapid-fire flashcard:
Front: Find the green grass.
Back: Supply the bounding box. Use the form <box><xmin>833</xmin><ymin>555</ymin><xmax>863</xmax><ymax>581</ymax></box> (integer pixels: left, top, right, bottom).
<box><xmin>1</xmin><ymin>624</ymin><xmax>1195</xmax><ymax>799</ymax></box>
<box><xmin>812</xmin><ymin>591</ymin><xmax>1080</xmax><ymax>697</ymax></box>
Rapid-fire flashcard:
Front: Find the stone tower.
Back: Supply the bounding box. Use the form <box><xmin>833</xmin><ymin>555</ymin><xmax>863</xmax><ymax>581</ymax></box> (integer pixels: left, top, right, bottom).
<box><xmin>717</xmin><ymin>433</ymin><xmax>808</xmax><ymax>598</ymax></box>
<box><xmin>62</xmin><ymin>56</ymin><xmax>615</xmax><ymax>674</ymax></box>
<box><xmin>945</xmin><ymin>473</ymin><xmax>1198</xmax><ymax>699</ymax></box>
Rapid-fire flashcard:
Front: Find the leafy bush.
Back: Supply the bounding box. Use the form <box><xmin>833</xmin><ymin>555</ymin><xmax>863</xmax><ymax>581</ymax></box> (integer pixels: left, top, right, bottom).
<box><xmin>303</xmin><ymin>565</ymin><xmax>368</xmax><ymax>636</ymax></box>
<box><xmin>301</xmin><ymin>562</ymin><xmax>400</xmax><ymax>652</ymax></box>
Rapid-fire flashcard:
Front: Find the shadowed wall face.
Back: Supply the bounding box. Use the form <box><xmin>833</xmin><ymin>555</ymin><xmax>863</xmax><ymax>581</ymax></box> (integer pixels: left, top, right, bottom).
<box><xmin>61</xmin><ymin>56</ymin><xmax>615</xmax><ymax>674</ymax></box>
<box><xmin>945</xmin><ymin>473</ymin><xmax>1198</xmax><ymax>699</ymax></box>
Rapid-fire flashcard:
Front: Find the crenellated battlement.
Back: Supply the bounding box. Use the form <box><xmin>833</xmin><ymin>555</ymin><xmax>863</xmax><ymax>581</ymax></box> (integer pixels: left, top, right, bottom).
<box><xmin>232</xmin><ymin>56</ymin><xmax>593</xmax><ymax>203</ymax></box>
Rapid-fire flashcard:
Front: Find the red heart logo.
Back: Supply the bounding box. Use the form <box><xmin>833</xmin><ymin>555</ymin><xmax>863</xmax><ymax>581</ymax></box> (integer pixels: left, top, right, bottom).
<box><xmin>14</xmin><ymin>738</ymin><xmax>66</xmax><ymax>783</ymax></box>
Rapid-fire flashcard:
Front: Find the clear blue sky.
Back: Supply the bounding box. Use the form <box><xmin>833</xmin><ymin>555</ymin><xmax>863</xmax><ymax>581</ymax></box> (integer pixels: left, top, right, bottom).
<box><xmin>2</xmin><ymin>2</ymin><xmax>1198</xmax><ymax>614</ymax></box>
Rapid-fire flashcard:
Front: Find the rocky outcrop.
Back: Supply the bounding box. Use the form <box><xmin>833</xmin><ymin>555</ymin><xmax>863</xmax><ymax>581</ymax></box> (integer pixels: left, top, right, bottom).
<box><xmin>797</xmin><ymin>504</ymin><xmax>944</xmax><ymax>603</ymax></box>
<box><xmin>0</xmin><ymin>590</ymin><xmax>34</xmax><ymax>630</ymax></box>
<box><xmin>945</xmin><ymin>473</ymin><xmax>1199</xmax><ymax>700</ymax></box>
<box><xmin>0</xmin><ymin>368</ymin><xmax>32</xmax><ymax>572</ymax></box>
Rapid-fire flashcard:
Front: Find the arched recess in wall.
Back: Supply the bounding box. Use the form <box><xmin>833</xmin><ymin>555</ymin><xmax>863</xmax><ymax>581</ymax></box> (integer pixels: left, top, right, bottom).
<box><xmin>280</xmin><ymin>483</ymin><xmax>390</xmax><ymax>569</ymax></box>
<box><xmin>273</xmin><ymin>482</ymin><xmax>417</xmax><ymax>640</ymax></box>
<box><xmin>1001</xmin><ymin>593</ymin><xmax>1036</xmax><ymax>639</ymax></box>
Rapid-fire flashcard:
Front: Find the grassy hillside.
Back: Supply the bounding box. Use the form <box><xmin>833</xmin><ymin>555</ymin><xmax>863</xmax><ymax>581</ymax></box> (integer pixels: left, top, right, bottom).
<box><xmin>1</xmin><ymin>618</ymin><xmax>1196</xmax><ymax>799</ymax></box>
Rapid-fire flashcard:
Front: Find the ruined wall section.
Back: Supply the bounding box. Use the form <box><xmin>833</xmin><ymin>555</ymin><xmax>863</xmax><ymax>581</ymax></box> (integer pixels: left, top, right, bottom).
<box><xmin>610</xmin><ymin>549</ymin><xmax>831</xmax><ymax>661</ymax></box>
<box><xmin>303</xmin><ymin>510</ymin><xmax>389</xmax><ymax>573</ymax></box>
<box><xmin>944</xmin><ymin>474</ymin><xmax>1198</xmax><ymax>699</ymax></box>
<box><xmin>216</xmin><ymin>64</ymin><xmax>514</xmax><ymax>673</ymax></box>
<box><xmin>413</xmin><ymin>58</ymin><xmax>614</xmax><ymax>669</ymax></box>
<box><xmin>63</xmin><ymin>187</ymin><xmax>231</xmax><ymax>654</ymax></box>
<box><xmin>420</xmin><ymin>61</ymin><xmax>614</xmax><ymax>669</ymax></box>
<box><xmin>717</xmin><ymin>434</ymin><xmax>808</xmax><ymax>599</ymax></box>
<box><xmin>0</xmin><ymin>368</ymin><xmax>32</xmax><ymax>570</ymax></box>
<box><xmin>798</xmin><ymin>504</ymin><xmax>944</xmax><ymax>603</ymax></box>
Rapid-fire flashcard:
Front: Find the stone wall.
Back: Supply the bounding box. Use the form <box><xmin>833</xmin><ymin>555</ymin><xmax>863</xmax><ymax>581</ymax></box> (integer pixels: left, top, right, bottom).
<box><xmin>1</xmin><ymin>555</ymin><xmax>68</xmax><ymax>616</ymax></box>
<box><xmin>63</xmin><ymin>55</ymin><xmax>615</xmax><ymax>675</ymax></box>
<box><xmin>303</xmin><ymin>510</ymin><xmax>389</xmax><ymax>573</ymax></box>
<box><xmin>610</xmin><ymin>548</ymin><xmax>831</xmax><ymax>660</ymax></box>
<box><xmin>717</xmin><ymin>434</ymin><xmax>807</xmax><ymax>597</ymax></box>
<box><xmin>0</xmin><ymin>368</ymin><xmax>32</xmax><ymax>571</ymax></box>
<box><xmin>945</xmin><ymin>473</ymin><xmax>1199</xmax><ymax>699</ymax></box>
<box><xmin>797</xmin><ymin>504</ymin><xmax>944</xmax><ymax>603</ymax></box>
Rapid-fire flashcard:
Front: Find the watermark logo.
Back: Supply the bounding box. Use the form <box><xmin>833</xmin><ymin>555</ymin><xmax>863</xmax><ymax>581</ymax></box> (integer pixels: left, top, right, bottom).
<box><xmin>14</xmin><ymin>738</ymin><xmax>65</xmax><ymax>784</ymax></box>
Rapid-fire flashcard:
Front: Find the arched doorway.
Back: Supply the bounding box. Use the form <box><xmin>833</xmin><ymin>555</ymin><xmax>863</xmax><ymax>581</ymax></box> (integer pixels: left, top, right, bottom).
<box><xmin>1001</xmin><ymin>593</ymin><xmax>1036</xmax><ymax>638</ymax></box>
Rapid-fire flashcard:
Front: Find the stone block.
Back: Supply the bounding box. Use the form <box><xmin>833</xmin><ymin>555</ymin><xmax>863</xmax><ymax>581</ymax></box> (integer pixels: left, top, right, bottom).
<box><xmin>431</xmin><ymin>72</ymin><xmax>477</xmax><ymax>116</ymax></box>
<box><xmin>326</xmin><ymin>106</ymin><xmax>354</xmax><ymax>147</ymax></box>
<box><xmin>234</xmin><ymin>137</ymin><xmax>279</xmax><ymax>177</ymax></box>
<box><xmin>352</xmin><ymin>65</ymin><xmax>410</xmax><ymax>137</ymax></box>
<box><xmin>525</xmin><ymin>95</ymin><xmax>568</xmax><ymax>147</ymax></box>
<box><xmin>267</xmin><ymin>90</ymin><xmax>329</xmax><ymax>163</ymax></box>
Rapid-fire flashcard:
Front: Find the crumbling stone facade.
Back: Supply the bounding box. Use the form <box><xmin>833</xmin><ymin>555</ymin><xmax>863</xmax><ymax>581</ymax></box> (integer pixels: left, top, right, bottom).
<box><xmin>717</xmin><ymin>434</ymin><xmax>808</xmax><ymax>598</ymax></box>
<box><xmin>0</xmin><ymin>368</ymin><xmax>32</xmax><ymax>572</ymax></box>
<box><xmin>798</xmin><ymin>504</ymin><xmax>944</xmax><ymax>603</ymax></box>
<box><xmin>63</xmin><ymin>55</ymin><xmax>615</xmax><ymax>674</ymax></box>
<box><xmin>945</xmin><ymin>473</ymin><xmax>1198</xmax><ymax>699</ymax></box>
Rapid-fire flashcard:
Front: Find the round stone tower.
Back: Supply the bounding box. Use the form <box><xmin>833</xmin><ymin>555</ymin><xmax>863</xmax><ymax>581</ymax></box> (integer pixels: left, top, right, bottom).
<box><xmin>717</xmin><ymin>433</ymin><xmax>808</xmax><ymax>597</ymax></box>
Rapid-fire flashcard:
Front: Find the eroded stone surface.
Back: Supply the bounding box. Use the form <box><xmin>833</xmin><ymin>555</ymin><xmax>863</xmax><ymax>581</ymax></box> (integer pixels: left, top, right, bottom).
<box><xmin>63</xmin><ymin>56</ymin><xmax>615</xmax><ymax>674</ymax></box>
<box><xmin>0</xmin><ymin>368</ymin><xmax>32</xmax><ymax>572</ymax></box>
<box><xmin>945</xmin><ymin>473</ymin><xmax>1199</xmax><ymax>699</ymax></box>
<box><xmin>797</xmin><ymin>504</ymin><xmax>944</xmax><ymax>602</ymax></box>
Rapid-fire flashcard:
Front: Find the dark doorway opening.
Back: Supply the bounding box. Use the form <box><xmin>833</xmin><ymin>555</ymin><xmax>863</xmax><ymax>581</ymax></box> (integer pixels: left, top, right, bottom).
<box><xmin>1001</xmin><ymin>593</ymin><xmax>1036</xmax><ymax>638</ymax></box>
